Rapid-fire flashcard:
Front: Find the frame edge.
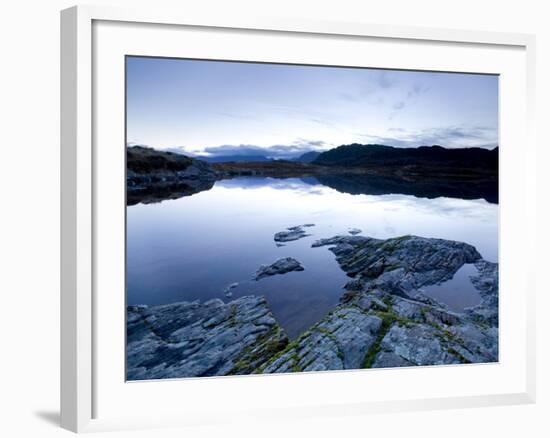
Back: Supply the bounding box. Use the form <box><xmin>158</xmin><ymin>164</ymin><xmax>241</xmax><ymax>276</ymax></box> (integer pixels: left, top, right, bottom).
<box><xmin>60</xmin><ymin>5</ymin><xmax>93</xmax><ymax>433</ymax></box>
<box><xmin>60</xmin><ymin>3</ymin><xmax>537</xmax><ymax>431</ymax></box>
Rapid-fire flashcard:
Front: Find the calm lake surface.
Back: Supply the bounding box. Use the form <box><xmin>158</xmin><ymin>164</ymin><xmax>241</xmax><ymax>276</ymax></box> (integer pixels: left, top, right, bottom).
<box><xmin>127</xmin><ymin>177</ymin><xmax>498</xmax><ymax>338</ymax></box>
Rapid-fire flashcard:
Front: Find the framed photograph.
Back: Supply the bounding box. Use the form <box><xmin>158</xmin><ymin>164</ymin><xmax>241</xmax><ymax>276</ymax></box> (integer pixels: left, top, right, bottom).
<box><xmin>61</xmin><ymin>5</ymin><xmax>536</xmax><ymax>433</ymax></box>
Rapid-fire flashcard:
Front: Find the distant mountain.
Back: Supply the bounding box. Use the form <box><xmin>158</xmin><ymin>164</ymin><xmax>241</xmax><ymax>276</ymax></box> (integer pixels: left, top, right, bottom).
<box><xmin>295</xmin><ymin>151</ymin><xmax>321</xmax><ymax>163</ymax></box>
<box><xmin>313</xmin><ymin>144</ymin><xmax>498</xmax><ymax>171</ymax></box>
<box><xmin>199</xmin><ymin>154</ymin><xmax>272</xmax><ymax>163</ymax></box>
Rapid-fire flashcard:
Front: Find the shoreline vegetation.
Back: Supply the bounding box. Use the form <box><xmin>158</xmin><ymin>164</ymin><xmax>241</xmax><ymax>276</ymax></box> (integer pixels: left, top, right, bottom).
<box><xmin>126</xmin><ymin>143</ymin><xmax>499</xmax><ymax>379</ymax></box>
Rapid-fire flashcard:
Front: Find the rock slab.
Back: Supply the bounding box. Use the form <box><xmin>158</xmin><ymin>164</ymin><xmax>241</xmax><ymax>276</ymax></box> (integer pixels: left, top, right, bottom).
<box><xmin>255</xmin><ymin>257</ymin><xmax>305</xmax><ymax>281</ymax></box>
<box><xmin>274</xmin><ymin>224</ymin><xmax>314</xmax><ymax>242</ymax></box>
<box><xmin>127</xmin><ymin>296</ymin><xmax>289</xmax><ymax>380</ymax></box>
<box><xmin>259</xmin><ymin>235</ymin><xmax>498</xmax><ymax>373</ymax></box>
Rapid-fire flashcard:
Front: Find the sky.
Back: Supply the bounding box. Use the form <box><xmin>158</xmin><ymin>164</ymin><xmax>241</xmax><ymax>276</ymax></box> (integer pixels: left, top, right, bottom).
<box><xmin>126</xmin><ymin>56</ymin><xmax>498</xmax><ymax>159</ymax></box>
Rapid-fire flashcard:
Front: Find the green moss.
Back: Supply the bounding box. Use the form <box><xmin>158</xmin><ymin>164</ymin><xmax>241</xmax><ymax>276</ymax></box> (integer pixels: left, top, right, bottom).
<box><xmin>362</xmin><ymin>313</ymin><xmax>393</xmax><ymax>368</ymax></box>
<box><xmin>232</xmin><ymin>360</ymin><xmax>251</xmax><ymax>373</ymax></box>
<box><xmin>316</xmin><ymin>327</ymin><xmax>346</xmax><ymax>361</ymax></box>
<box><xmin>447</xmin><ymin>347</ymin><xmax>471</xmax><ymax>364</ymax></box>
<box><xmin>230</xmin><ymin>326</ymin><xmax>288</xmax><ymax>374</ymax></box>
<box><xmin>254</xmin><ymin>330</ymin><xmax>309</xmax><ymax>373</ymax></box>
<box><xmin>317</xmin><ymin>327</ymin><xmax>337</xmax><ymax>342</ymax></box>
<box><xmin>372</xmin><ymin>307</ymin><xmax>416</xmax><ymax>329</ymax></box>
<box><xmin>419</xmin><ymin>306</ymin><xmax>446</xmax><ymax>330</ymax></box>
<box><xmin>227</xmin><ymin>304</ymin><xmax>238</xmax><ymax>327</ymax></box>
<box><xmin>381</xmin><ymin>294</ymin><xmax>394</xmax><ymax>308</ymax></box>
<box><xmin>393</xmin><ymin>314</ymin><xmax>415</xmax><ymax>328</ymax></box>
<box><xmin>290</xmin><ymin>353</ymin><xmax>303</xmax><ymax>372</ymax></box>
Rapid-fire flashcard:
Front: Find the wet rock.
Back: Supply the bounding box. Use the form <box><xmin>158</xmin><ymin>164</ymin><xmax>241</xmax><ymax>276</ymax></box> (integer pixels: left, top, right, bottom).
<box><xmin>255</xmin><ymin>257</ymin><xmax>305</xmax><ymax>280</ymax></box>
<box><xmin>127</xmin><ymin>147</ymin><xmax>219</xmax><ymax>205</ymax></box>
<box><xmin>274</xmin><ymin>224</ymin><xmax>314</xmax><ymax>242</ymax></box>
<box><xmin>259</xmin><ymin>235</ymin><xmax>498</xmax><ymax>372</ymax></box>
<box><xmin>259</xmin><ymin>307</ymin><xmax>383</xmax><ymax>373</ymax></box>
<box><xmin>223</xmin><ymin>282</ymin><xmax>239</xmax><ymax>298</ymax></box>
<box><xmin>370</xmin><ymin>351</ymin><xmax>415</xmax><ymax>368</ymax></box>
<box><xmin>129</xmin><ymin>234</ymin><xmax>498</xmax><ymax>378</ymax></box>
<box><xmin>312</xmin><ymin>234</ymin><xmax>481</xmax><ymax>294</ymax></box>
<box><xmin>374</xmin><ymin>323</ymin><xmax>462</xmax><ymax>366</ymax></box>
<box><xmin>127</xmin><ymin>296</ymin><xmax>289</xmax><ymax>380</ymax></box>
<box><xmin>261</xmin><ymin>279</ymin><xmax>497</xmax><ymax>373</ymax></box>
<box><xmin>465</xmin><ymin>260</ymin><xmax>499</xmax><ymax>327</ymax></box>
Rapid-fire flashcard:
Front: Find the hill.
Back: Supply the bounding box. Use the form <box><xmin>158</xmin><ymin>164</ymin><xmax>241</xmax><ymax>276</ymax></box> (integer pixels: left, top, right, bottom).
<box><xmin>127</xmin><ymin>145</ymin><xmax>195</xmax><ymax>174</ymax></box>
<box><xmin>295</xmin><ymin>151</ymin><xmax>321</xmax><ymax>163</ymax></box>
<box><xmin>313</xmin><ymin>144</ymin><xmax>498</xmax><ymax>171</ymax></box>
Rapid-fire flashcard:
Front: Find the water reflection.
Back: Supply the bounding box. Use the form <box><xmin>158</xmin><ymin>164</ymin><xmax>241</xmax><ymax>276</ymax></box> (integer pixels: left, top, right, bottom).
<box><xmin>127</xmin><ymin>172</ymin><xmax>498</xmax><ymax>206</ymax></box>
<box><xmin>127</xmin><ymin>176</ymin><xmax>498</xmax><ymax>338</ymax></box>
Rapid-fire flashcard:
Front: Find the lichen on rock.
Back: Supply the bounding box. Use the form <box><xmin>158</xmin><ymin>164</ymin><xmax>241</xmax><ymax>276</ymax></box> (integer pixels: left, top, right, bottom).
<box><xmin>127</xmin><ymin>296</ymin><xmax>289</xmax><ymax>380</ymax></box>
<box><xmin>127</xmin><ymin>234</ymin><xmax>498</xmax><ymax>379</ymax></box>
<box><xmin>258</xmin><ymin>235</ymin><xmax>498</xmax><ymax>373</ymax></box>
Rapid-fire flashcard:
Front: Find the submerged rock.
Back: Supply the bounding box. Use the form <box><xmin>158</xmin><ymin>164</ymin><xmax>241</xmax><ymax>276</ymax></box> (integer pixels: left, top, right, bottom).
<box><xmin>223</xmin><ymin>282</ymin><xmax>239</xmax><ymax>298</ymax></box>
<box><xmin>348</xmin><ymin>228</ymin><xmax>362</xmax><ymax>235</ymax></box>
<box><xmin>274</xmin><ymin>224</ymin><xmax>314</xmax><ymax>242</ymax></box>
<box><xmin>255</xmin><ymin>257</ymin><xmax>305</xmax><ymax>281</ymax></box>
<box><xmin>127</xmin><ymin>296</ymin><xmax>289</xmax><ymax>380</ymax></box>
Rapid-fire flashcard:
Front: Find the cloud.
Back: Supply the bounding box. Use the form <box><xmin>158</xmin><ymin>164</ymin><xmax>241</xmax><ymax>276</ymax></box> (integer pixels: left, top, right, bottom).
<box><xmin>338</xmin><ymin>71</ymin><xmax>399</xmax><ymax>104</ymax></box>
<box><xmin>388</xmin><ymin>83</ymin><xmax>431</xmax><ymax>119</ymax></box>
<box><xmin>407</xmin><ymin>83</ymin><xmax>430</xmax><ymax>99</ymax></box>
<box><xmin>199</xmin><ymin>139</ymin><xmax>333</xmax><ymax>159</ymax></box>
<box><xmin>357</xmin><ymin>125</ymin><xmax>498</xmax><ymax>149</ymax></box>
<box><xmin>392</xmin><ymin>101</ymin><xmax>406</xmax><ymax>110</ymax></box>
<box><xmin>309</xmin><ymin>117</ymin><xmax>340</xmax><ymax>129</ymax></box>
<box><xmin>338</xmin><ymin>92</ymin><xmax>358</xmax><ymax>102</ymax></box>
<box><xmin>377</xmin><ymin>71</ymin><xmax>397</xmax><ymax>89</ymax></box>
<box><xmin>217</xmin><ymin>177</ymin><xmax>324</xmax><ymax>194</ymax></box>
<box><xmin>215</xmin><ymin>111</ymin><xmax>259</xmax><ymax>121</ymax></box>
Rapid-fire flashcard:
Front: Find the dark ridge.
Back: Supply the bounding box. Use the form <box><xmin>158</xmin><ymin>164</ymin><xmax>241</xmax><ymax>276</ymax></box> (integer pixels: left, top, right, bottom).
<box><xmin>313</xmin><ymin>143</ymin><xmax>498</xmax><ymax>170</ymax></box>
<box><xmin>127</xmin><ymin>145</ymin><xmax>194</xmax><ymax>174</ymax></box>
<box><xmin>295</xmin><ymin>151</ymin><xmax>321</xmax><ymax>163</ymax></box>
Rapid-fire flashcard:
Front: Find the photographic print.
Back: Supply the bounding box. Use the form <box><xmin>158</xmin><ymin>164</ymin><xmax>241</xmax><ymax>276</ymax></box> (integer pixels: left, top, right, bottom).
<box><xmin>126</xmin><ymin>57</ymin><xmax>498</xmax><ymax>380</ymax></box>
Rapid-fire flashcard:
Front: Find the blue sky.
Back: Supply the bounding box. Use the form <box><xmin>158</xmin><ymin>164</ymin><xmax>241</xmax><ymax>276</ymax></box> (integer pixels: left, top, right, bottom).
<box><xmin>126</xmin><ymin>56</ymin><xmax>498</xmax><ymax>158</ymax></box>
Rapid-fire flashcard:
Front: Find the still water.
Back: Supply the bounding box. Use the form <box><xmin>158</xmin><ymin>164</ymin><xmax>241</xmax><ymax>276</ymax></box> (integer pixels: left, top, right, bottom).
<box><xmin>127</xmin><ymin>177</ymin><xmax>498</xmax><ymax>338</ymax></box>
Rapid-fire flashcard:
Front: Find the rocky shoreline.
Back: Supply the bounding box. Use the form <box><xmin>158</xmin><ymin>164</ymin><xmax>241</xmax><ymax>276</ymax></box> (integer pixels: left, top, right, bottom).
<box><xmin>127</xmin><ymin>296</ymin><xmax>289</xmax><ymax>380</ymax></box>
<box><xmin>126</xmin><ymin>146</ymin><xmax>218</xmax><ymax>205</ymax></box>
<box><xmin>127</xmin><ymin>234</ymin><xmax>498</xmax><ymax>379</ymax></box>
<box><xmin>126</xmin><ymin>146</ymin><xmax>498</xmax><ymax>205</ymax></box>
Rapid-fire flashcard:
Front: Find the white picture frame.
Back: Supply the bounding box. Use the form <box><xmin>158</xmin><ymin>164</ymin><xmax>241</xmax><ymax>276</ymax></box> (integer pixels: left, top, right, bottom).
<box><xmin>60</xmin><ymin>4</ymin><xmax>537</xmax><ymax>433</ymax></box>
